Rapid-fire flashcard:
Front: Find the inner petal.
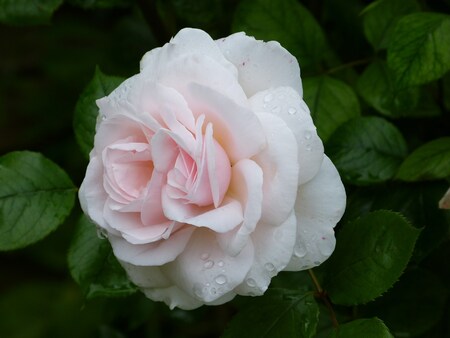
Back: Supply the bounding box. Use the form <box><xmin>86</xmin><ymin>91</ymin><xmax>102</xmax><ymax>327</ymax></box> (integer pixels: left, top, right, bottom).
<box><xmin>103</xmin><ymin>141</ymin><xmax>153</xmax><ymax>201</ymax></box>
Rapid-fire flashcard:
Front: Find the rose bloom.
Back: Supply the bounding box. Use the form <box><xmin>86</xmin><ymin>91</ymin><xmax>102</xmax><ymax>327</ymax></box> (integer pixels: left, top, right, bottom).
<box><xmin>79</xmin><ymin>28</ymin><xmax>346</xmax><ymax>309</ymax></box>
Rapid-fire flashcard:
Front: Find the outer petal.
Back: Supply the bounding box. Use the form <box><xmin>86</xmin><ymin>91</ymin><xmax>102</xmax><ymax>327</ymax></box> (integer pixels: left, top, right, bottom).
<box><xmin>216</xmin><ymin>32</ymin><xmax>302</xmax><ymax>97</ymax></box>
<box><xmin>162</xmin><ymin>228</ymin><xmax>254</xmax><ymax>303</ymax></box>
<box><xmin>79</xmin><ymin>156</ymin><xmax>109</xmax><ymax>229</ymax></box>
<box><xmin>235</xmin><ymin>211</ymin><xmax>297</xmax><ymax>296</ymax></box>
<box><xmin>285</xmin><ymin>156</ymin><xmax>346</xmax><ymax>271</ymax></box>
<box><xmin>109</xmin><ymin>225</ymin><xmax>195</xmax><ymax>266</ymax></box>
<box><xmin>218</xmin><ymin>159</ymin><xmax>263</xmax><ymax>256</ymax></box>
<box><xmin>186</xmin><ymin>83</ymin><xmax>266</xmax><ymax>164</ymax></box>
<box><xmin>141</xmin><ymin>28</ymin><xmax>238</xmax><ymax>80</ymax></box>
<box><xmin>120</xmin><ymin>262</ymin><xmax>171</xmax><ymax>288</ymax></box>
<box><xmin>250</xmin><ymin>87</ymin><xmax>324</xmax><ymax>185</ymax></box>
<box><xmin>143</xmin><ymin>285</ymin><xmax>203</xmax><ymax>310</ymax></box>
<box><xmin>252</xmin><ymin>113</ymin><xmax>299</xmax><ymax>226</ymax></box>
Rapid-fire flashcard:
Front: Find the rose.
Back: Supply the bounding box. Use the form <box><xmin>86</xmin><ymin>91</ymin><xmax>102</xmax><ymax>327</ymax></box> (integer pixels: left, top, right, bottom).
<box><xmin>79</xmin><ymin>28</ymin><xmax>346</xmax><ymax>310</ymax></box>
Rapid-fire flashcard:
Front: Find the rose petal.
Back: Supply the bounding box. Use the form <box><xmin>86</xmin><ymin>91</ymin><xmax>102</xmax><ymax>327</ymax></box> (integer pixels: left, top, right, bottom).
<box><xmin>285</xmin><ymin>156</ymin><xmax>346</xmax><ymax>271</ymax></box>
<box><xmin>109</xmin><ymin>225</ymin><xmax>195</xmax><ymax>266</ymax></box>
<box><xmin>162</xmin><ymin>192</ymin><xmax>243</xmax><ymax>233</ymax></box>
<box><xmin>253</xmin><ymin>113</ymin><xmax>299</xmax><ymax>225</ymax></box>
<box><xmin>162</xmin><ymin>228</ymin><xmax>254</xmax><ymax>303</ymax></box>
<box><xmin>235</xmin><ymin>211</ymin><xmax>297</xmax><ymax>295</ymax></box>
<box><xmin>79</xmin><ymin>156</ymin><xmax>110</xmax><ymax>229</ymax></box>
<box><xmin>119</xmin><ymin>262</ymin><xmax>171</xmax><ymax>288</ymax></box>
<box><xmin>218</xmin><ymin>159</ymin><xmax>263</xmax><ymax>256</ymax></box>
<box><xmin>250</xmin><ymin>87</ymin><xmax>324</xmax><ymax>185</ymax></box>
<box><xmin>141</xmin><ymin>28</ymin><xmax>238</xmax><ymax>80</ymax></box>
<box><xmin>186</xmin><ymin>83</ymin><xmax>266</xmax><ymax>163</ymax></box>
<box><xmin>143</xmin><ymin>285</ymin><xmax>203</xmax><ymax>310</ymax></box>
<box><xmin>217</xmin><ymin>32</ymin><xmax>302</xmax><ymax>97</ymax></box>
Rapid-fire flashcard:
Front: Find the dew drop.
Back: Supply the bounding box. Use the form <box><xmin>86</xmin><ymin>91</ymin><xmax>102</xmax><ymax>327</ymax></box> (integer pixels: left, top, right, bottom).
<box><xmin>313</xmin><ymin>261</ymin><xmax>321</xmax><ymax>265</ymax></box>
<box><xmin>210</xmin><ymin>287</ymin><xmax>217</xmax><ymax>295</ymax></box>
<box><xmin>193</xmin><ymin>284</ymin><xmax>203</xmax><ymax>298</ymax></box>
<box><xmin>306</xmin><ymin>144</ymin><xmax>312</xmax><ymax>151</ymax></box>
<box><xmin>264</xmin><ymin>93</ymin><xmax>273</xmax><ymax>102</ymax></box>
<box><xmin>304</xmin><ymin>131</ymin><xmax>312</xmax><ymax>140</ymax></box>
<box><xmin>288</xmin><ymin>107</ymin><xmax>297</xmax><ymax>115</ymax></box>
<box><xmin>294</xmin><ymin>244</ymin><xmax>307</xmax><ymax>258</ymax></box>
<box><xmin>264</xmin><ymin>263</ymin><xmax>275</xmax><ymax>272</ymax></box>
<box><xmin>271</xmin><ymin>106</ymin><xmax>281</xmax><ymax>113</ymax></box>
<box><xmin>246</xmin><ymin>278</ymin><xmax>256</xmax><ymax>287</ymax></box>
<box><xmin>96</xmin><ymin>227</ymin><xmax>108</xmax><ymax>240</ymax></box>
<box><xmin>203</xmin><ymin>260</ymin><xmax>214</xmax><ymax>269</ymax></box>
<box><xmin>200</xmin><ymin>253</ymin><xmax>210</xmax><ymax>261</ymax></box>
<box><xmin>217</xmin><ymin>260</ymin><xmax>224</xmax><ymax>267</ymax></box>
<box><xmin>215</xmin><ymin>275</ymin><xmax>227</xmax><ymax>285</ymax></box>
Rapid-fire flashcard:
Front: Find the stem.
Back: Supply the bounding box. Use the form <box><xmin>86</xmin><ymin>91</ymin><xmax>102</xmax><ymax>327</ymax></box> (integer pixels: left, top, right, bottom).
<box><xmin>308</xmin><ymin>269</ymin><xmax>339</xmax><ymax>328</ymax></box>
<box><xmin>325</xmin><ymin>57</ymin><xmax>373</xmax><ymax>75</ymax></box>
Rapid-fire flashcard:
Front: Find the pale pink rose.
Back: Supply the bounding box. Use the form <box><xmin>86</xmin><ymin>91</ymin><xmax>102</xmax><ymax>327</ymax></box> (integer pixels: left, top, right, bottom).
<box><xmin>79</xmin><ymin>28</ymin><xmax>346</xmax><ymax>309</ymax></box>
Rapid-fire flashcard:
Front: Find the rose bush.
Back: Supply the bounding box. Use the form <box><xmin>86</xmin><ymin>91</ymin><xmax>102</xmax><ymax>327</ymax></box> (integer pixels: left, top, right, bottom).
<box><xmin>79</xmin><ymin>28</ymin><xmax>346</xmax><ymax>310</ymax></box>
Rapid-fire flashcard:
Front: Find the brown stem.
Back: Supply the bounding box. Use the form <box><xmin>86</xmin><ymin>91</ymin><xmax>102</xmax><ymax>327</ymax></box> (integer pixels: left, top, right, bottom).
<box><xmin>308</xmin><ymin>269</ymin><xmax>339</xmax><ymax>328</ymax></box>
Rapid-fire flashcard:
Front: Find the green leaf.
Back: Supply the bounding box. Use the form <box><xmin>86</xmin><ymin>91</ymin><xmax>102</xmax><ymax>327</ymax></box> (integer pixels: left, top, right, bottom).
<box><xmin>323</xmin><ymin>210</ymin><xmax>420</xmax><ymax>305</ymax></box>
<box><xmin>73</xmin><ymin>67</ymin><xmax>125</xmax><ymax>159</ymax></box>
<box><xmin>68</xmin><ymin>215</ymin><xmax>137</xmax><ymax>299</ymax></box>
<box><xmin>387</xmin><ymin>13</ymin><xmax>450</xmax><ymax>88</ymax></box>
<box><xmin>397</xmin><ymin>137</ymin><xmax>450</xmax><ymax>181</ymax></box>
<box><xmin>0</xmin><ymin>0</ymin><xmax>63</xmax><ymax>25</ymax></box>
<box><xmin>170</xmin><ymin>0</ymin><xmax>224</xmax><ymax>28</ymax></box>
<box><xmin>362</xmin><ymin>268</ymin><xmax>448</xmax><ymax>337</ymax></box>
<box><xmin>303</xmin><ymin>76</ymin><xmax>360</xmax><ymax>141</ymax></box>
<box><xmin>370</xmin><ymin>183</ymin><xmax>450</xmax><ymax>262</ymax></box>
<box><xmin>67</xmin><ymin>0</ymin><xmax>132</xmax><ymax>9</ymax></box>
<box><xmin>362</xmin><ymin>0</ymin><xmax>420</xmax><ymax>50</ymax></box>
<box><xmin>357</xmin><ymin>61</ymin><xmax>423</xmax><ymax>118</ymax></box>
<box><xmin>222</xmin><ymin>289</ymin><xmax>319</xmax><ymax>338</ymax></box>
<box><xmin>326</xmin><ymin>117</ymin><xmax>408</xmax><ymax>185</ymax></box>
<box><xmin>0</xmin><ymin>151</ymin><xmax>76</xmax><ymax>251</ymax></box>
<box><xmin>232</xmin><ymin>0</ymin><xmax>329</xmax><ymax>72</ymax></box>
<box><xmin>331</xmin><ymin>318</ymin><xmax>394</xmax><ymax>338</ymax></box>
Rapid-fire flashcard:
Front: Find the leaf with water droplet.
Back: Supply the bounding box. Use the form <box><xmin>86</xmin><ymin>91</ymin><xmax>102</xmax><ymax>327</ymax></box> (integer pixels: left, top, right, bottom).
<box><xmin>222</xmin><ymin>288</ymin><xmax>319</xmax><ymax>338</ymax></box>
<box><xmin>321</xmin><ymin>210</ymin><xmax>420</xmax><ymax>305</ymax></box>
<box><xmin>68</xmin><ymin>215</ymin><xmax>137</xmax><ymax>299</ymax></box>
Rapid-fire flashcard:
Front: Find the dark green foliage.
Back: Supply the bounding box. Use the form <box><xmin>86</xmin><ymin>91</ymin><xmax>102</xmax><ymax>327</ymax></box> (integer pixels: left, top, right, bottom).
<box><xmin>1</xmin><ymin>0</ymin><xmax>449</xmax><ymax>337</ymax></box>
<box><xmin>0</xmin><ymin>151</ymin><xmax>76</xmax><ymax>250</ymax></box>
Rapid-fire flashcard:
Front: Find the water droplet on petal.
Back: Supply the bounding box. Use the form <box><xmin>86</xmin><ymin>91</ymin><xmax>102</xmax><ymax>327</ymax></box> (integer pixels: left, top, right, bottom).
<box><xmin>200</xmin><ymin>253</ymin><xmax>210</xmax><ymax>260</ymax></box>
<box><xmin>217</xmin><ymin>260</ymin><xmax>224</xmax><ymax>267</ymax></box>
<box><xmin>304</xmin><ymin>131</ymin><xmax>312</xmax><ymax>140</ymax></box>
<box><xmin>215</xmin><ymin>275</ymin><xmax>227</xmax><ymax>285</ymax></box>
<box><xmin>246</xmin><ymin>278</ymin><xmax>256</xmax><ymax>287</ymax></box>
<box><xmin>264</xmin><ymin>93</ymin><xmax>273</xmax><ymax>102</ymax></box>
<box><xmin>264</xmin><ymin>263</ymin><xmax>275</xmax><ymax>272</ymax></box>
<box><xmin>288</xmin><ymin>107</ymin><xmax>297</xmax><ymax>115</ymax></box>
<box><xmin>210</xmin><ymin>287</ymin><xmax>217</xmax><ymax>295</ymax></box>
<box><xmin>313</xmin><ymin>261</ymin><xmax>321</xmax><ymax>265</ymax></box>
<box><xmin>306</xmin><ymin>144</ymin><xmax>312</xmax><ymax>151</ymax></box>
<box><xmin>294</xmin><ymin>244</ymin><xmax>307</xmax><ymax>258</ymax></box>
<box><xmin>96</xmin><ymin>227</ymin><xmax>108</xmax><ymax>239</ymax></box>
<box><xmin>203</xmin><ymin>260</ymin><xmax>214</xmax><ymax>269</ymax></box>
